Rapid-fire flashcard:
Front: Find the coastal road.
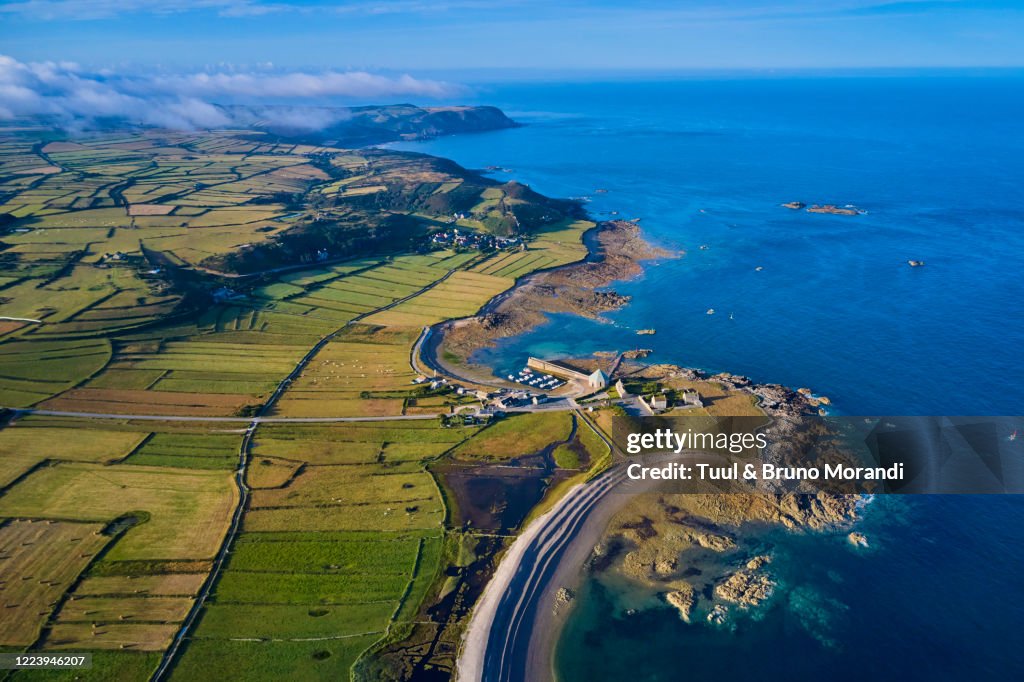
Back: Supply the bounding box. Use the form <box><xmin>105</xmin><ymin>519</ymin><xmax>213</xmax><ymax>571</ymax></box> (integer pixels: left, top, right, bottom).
<box><xmin>411</xmin><ymin>324</ymin><xmax>515</xmax><ymax>390</ymax></box>
<box><xmin>4</xmin><ymin>408</ymin><xmax>447</xmax><ymax>423</ymax></box>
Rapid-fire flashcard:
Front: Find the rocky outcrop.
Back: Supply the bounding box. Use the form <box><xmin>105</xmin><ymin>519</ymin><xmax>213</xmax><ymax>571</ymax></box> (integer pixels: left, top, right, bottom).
<box><xmin>707</xmin><ymin>604</ymin><xmax>729</xmax><ymax>626</ymax></box>
<box><xmin>552</xmin><ymin>586</ymin><xmax>575</xmax><ymax>616</ymax></box>
<box><xmin>693</xmin><ymin>532</ymin><xmax>737</xmax><ymax>552</ymax></box>
<box><xmin>848</xmin><ymin>532</ymin><xmax>869</xmax><ymax>548</ymax></box>
<box><xmin>714</xmin><ymin>556</ymin><xmax>774</xmax><ymax>608</ymax></box>
<box><xmin>665</xmin><ymin>584</ymin><xmax>696</xmax><ymax>622</ymax></box>
<box><xmin>807</xmin><ymin>204</ymin><xmax>860</xmax><ymax>215</ymax></box>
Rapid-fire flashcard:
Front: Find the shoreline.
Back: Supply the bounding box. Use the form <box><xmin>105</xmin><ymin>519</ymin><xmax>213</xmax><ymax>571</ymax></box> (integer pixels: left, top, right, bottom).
<box><xmin>446</xmin><ymin>214</ymin><xmax>832</xmax><ymax>681</ymax></box>
<box><xmin>429</xmin><ymin>219</ymin><xmax>672</xmax><ymax>384</ymax></box>
<box><xmin>457</xmin><ymin>460</ymin><xmax>666</xmax><ymax>682</ymax></box>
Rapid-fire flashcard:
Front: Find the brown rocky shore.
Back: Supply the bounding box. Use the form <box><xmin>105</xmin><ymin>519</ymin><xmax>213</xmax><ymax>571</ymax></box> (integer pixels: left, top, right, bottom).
<box><xmin>435</xmin><ymin>220</ymin><xmax>671</xmax><ymax>369</ymax></box>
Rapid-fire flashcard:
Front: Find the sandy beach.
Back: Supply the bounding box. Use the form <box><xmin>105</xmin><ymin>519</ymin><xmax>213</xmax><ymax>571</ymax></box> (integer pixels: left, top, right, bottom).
<box><xmin>457</xmin><ymin>454</ymin><xmax>680</xmax><ymax>682</ymax></box>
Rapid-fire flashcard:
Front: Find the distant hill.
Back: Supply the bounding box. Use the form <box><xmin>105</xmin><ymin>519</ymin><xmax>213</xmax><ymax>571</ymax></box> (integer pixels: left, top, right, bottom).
<box><xmin>230</xmin><ymin>104</ymin><xmax>519</xmax><ymax>146</ymax></box>
<box><xmin>4</xmin><ymin>104</ymin><xmax>518</xmax><ymax>148</ymax></box>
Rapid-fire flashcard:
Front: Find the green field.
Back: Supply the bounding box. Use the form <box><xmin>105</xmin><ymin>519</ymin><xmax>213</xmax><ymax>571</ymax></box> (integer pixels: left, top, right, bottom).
<box><xmin>451</xmin><ymin>411</ymin><xmax>573</xmax><ymax>460</ymax></box>
<box><xmin>0</xmin><ymin>125</ymin><xmax>599</xmax><ymax>679</ymax></box>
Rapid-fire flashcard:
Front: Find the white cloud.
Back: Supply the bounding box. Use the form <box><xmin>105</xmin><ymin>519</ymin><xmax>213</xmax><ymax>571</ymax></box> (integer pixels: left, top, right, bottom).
<box><xmin>147</xmin><ymin>71</ymin><xmax>456</xmax><ymax>99</ymax></box>
<box><xmin>0</xmin><ymin>54</ymin><xmax>460</xmax><ymax>131</ymax></box>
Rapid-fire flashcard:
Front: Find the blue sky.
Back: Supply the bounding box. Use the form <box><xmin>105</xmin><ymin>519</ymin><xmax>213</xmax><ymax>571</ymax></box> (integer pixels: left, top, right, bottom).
<box><xmin>2</xmin><ymin>0</ymin><xmax>1023</xmax><ymax>73</ymax></box>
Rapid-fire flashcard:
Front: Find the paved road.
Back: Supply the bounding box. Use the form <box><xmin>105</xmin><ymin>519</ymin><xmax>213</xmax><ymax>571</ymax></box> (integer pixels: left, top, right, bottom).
<box><xmin>6</xmin><ymin>408</ymin><xmax>446</xmax><ymax>423</ymax></box>
<box><xmin>410</xmin><ymin>324</ymin><xmax>506</xmax><ymax>389</ymax></box>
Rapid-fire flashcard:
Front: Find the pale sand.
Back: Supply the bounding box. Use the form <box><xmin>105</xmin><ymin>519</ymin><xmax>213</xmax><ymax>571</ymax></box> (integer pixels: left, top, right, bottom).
<box><xmin>457</xmin><ymin>459</ymin><xmax>671</xmax><ymax>682</ymax></box>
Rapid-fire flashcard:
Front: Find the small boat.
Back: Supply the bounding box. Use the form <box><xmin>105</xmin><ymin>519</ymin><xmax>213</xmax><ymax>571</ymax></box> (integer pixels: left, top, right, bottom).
<box><xmin>907</xmin><ymin>260</ymin><xmax>925</xmax><ymax>267</ymax></box>
<box><xmin>729</xmin><ymin>313</ymin><xmax>734</xmax><ymax>320</ymax></box>
<box><xmin>1010</xmin><ymin>430</ymin><xmax>1018</xmax><ymax>442</ymax></box>
<box><xmin>706</xmin><ymin>308</ymin><xmax>715</xmax><ymax>315</ymax></box>
<box><xmin>755</xmin><ymin>266</ymin><xmax>763</xmax><ymax>271</ymax></box>
<box><xmin>636</xmin><ymin>329</ymin><xmax>656</xmax><ymax>335</ymax></box>
<box><xmin>699</xmin><ymin>244</ymin><xmax>710</xmax><ymax>250</ymax></box>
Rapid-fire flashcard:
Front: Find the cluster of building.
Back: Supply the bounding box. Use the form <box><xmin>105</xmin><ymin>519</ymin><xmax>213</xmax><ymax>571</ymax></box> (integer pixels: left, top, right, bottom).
<box><xmin>412</xmin><ymin>374</ymin><xmax>548</xmax><ymax>415</ymax></box>
<box><xmin>412</xmin><ymin>375</ymin><xmax>464</xmax><ymax>393</ymax></box>
<box><xmin>614</xmin><ymin>378</ymin><xmax>703</xmax><ymax>414</ymax></box>
<box><xmin>426</xmin><ymin>228</ymin><xmax>522</xmax><ymax>252</ymax></box>
<box><xmin>480</xmin><ymin>389</ymin><xmax>548</xmax><ymax>411</ymax></box>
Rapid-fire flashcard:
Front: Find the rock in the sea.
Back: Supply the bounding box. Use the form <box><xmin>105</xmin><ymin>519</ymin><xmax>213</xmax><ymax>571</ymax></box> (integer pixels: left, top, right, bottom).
<box><xmin>553</xmin><ymin>586</ymin><xmax>575</xmax><ymax>615</ymax></box>
<box><xmin>665</xmin><ymin>584</ymin><xmax>696</xmax><ymax>623</ymax></box>
<box><xmin>781</xmin><ymin>201</ymin><xmax>806</xmax><ymax>210</ymax></box>
<box><xmin>715</xmin><ymin>556</ymin><xmax>775</xmax><ymax>608</ymax></box>
<box><xmin>654</xmin><ymin>556</ymin><xmax>677</xmax><ymax>575</ymax></box>
<box><xmin>847</xmin><ymin>532</ymin><xmax>869</xmax><ymax>548</ymax></box>
<box><xmin>694</xmin><ymin>532</ymin><xmax>736</xmax><ymax>552</ymax></box>
<box><xmin>707</xmin><ymin>604</ymin><xmax>729</xmax><ymax>626</ymax></box>
<box><xmin>745</xmin><ymin>555</ymin><xmax>771</xmax><ymax>571</ymax></box>
<box><xmin>807</xmin><ymin>204</ymin><xmax>860</xmax><ymax>216</ymax></box>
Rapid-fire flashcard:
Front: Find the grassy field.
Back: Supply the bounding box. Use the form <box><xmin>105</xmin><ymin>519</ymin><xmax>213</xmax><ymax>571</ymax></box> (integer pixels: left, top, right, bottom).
<box><xmin>0</xmin><ymin>462</ymin><xmax>237</xmax><ymax>560</ymax></box>
<box><xmin>175</xmin><ymin>420</ymin><xmax>464</xmax><ymax>680</ymax></box>
<box><xmin>0</xmin><ymin>519</ymin><xmax>111</xmax><ymax>646</ymax></box>
<box><xmin>451</xmin><ymin>411</ymin><xmax>573</xmax><ymax>460</ymax></box>
<box><xmin>0</xmin><ymin>418</ymin><xmax>243</xmax><ymax>665</ymax></box>
<box><xmin>0</xmin><ymin>126</ymin><xmax>599</xmax><ymax>679</ymax></box>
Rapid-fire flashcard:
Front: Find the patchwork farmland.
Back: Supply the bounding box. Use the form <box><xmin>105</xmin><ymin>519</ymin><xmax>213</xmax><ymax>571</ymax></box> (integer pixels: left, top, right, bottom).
<box><xmin>0</xmin><ymin>125</ymin><xmax>599</xmax><ymax>680</ymax></box>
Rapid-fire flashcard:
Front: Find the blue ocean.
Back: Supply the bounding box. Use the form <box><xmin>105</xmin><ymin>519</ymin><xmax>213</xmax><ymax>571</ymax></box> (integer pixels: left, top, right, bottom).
<box><xmin>394</xmin><ymin>77</ymin><xmax>1024</xmax><ymax>680</ymax></box>
<box><xmin>395</xmin><ymin>76</ymin><xmax>1024</xmax><ymax>416</ymax></box>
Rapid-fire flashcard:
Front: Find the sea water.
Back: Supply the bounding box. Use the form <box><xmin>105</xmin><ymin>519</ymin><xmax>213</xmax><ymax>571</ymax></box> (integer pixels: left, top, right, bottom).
<box><xmin>393</xmin><ymin>76</ymin><xmax>1024</xmax><ymax>416</ymax></box>
<box><xmin>392</xmin><ymin>76</ymin><xmax>1024</xmax><ymax>680</ymax></box>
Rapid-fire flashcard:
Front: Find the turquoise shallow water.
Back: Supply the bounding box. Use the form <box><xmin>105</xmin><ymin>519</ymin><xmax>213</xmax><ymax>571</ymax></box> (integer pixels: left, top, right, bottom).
<box><xmin>555</xmin><ymin>495</ymin><xmax>1024</xmax><ymax>681</ymax></box>
<box><xmin>394</xmin><ymin>77</ymin><xmax>1024</xmax><ymax>680</ymax></box>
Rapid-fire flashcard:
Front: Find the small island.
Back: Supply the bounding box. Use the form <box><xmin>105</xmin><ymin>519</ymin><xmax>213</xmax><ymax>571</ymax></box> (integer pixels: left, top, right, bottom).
<box><xmin>782</xmin><ymin>201</ymin><xmax>864</xmax><ymax>215</ymax></box>
<box><xmin>807</xmin><ymin>204</ymin><xmax>862</xmax><ymax>215</ymax></box>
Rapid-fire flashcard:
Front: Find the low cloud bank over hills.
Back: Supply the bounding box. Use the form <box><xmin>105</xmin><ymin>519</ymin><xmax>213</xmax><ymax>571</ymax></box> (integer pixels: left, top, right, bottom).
<box><xmin>0</xmin><ymin>55</ymin><xmax>463</xmax><ymax>132</ymax></box>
